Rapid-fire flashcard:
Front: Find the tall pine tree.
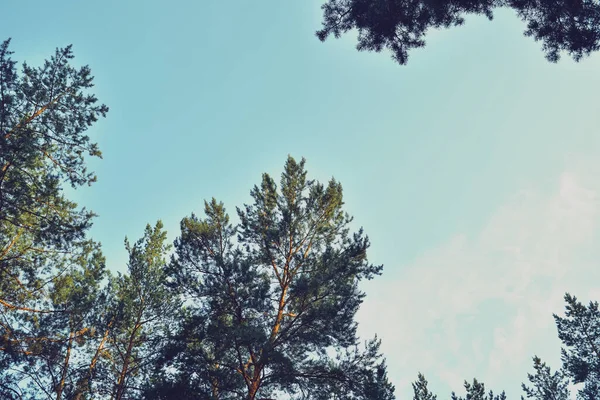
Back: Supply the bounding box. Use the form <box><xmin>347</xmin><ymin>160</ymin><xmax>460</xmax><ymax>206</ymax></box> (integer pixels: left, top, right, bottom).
<box><xmin>150</xmin><ymin>157</ymin><xmax>394</xmax><ymax>400</ymax></box>
<box><xmin>520</xmin><ymin>356</ymin><xmax>570</xmax><ymax>400</ymax></box>
<box><xmin>0</xmin><ymin>38</ymin><xmax>108</xmax><ymax>399</ymax></box>
<box><xmin>99</xmin><ymin>222</ymin><xmax>175</xmax><ymax>400</ymax></box>
<box><xmin>554</xmin><ymin>293</ymin><xmax>600</xmax><ymax>400</ymax></box>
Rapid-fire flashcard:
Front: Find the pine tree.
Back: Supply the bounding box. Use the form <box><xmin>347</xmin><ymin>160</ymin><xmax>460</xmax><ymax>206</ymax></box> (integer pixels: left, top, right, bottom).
<box><xmin>451</xmin><ymin>379</ymin><xmax>506</xmax><ymax>400</ymax></box>
<box><xmin>521</xmin><ymin>356</ymin><xmax>570</xmax><ymax>400</ymax></box>
<box><xmin>520</xmin><ymin>355</ymin><xmax>570</xmax><ymax>400</ymax></box>
<box><xmin>37</xmin><ymin>242</ymin><xmax>107</xmax><ymax>400</ymax></box>
<box><xmin>99</xmin><ymin>222</ymin><xmax>175</xmax><ymax>400</ymax></box>
<box><xmin>150</xmin><ymin>157</ymin><xmax>394</xmax><ymax>400</ymax></box>
<box><xmin>412</xmin><ymin>373</ymin><xmax>438</xmax><ymax>400</ymax></box>
<box><xmin>316</xmin><ymin>0</ymin><xmax>600</xmax><ymax>65</ymax></box>
<box><xmin>554</xmin><ymin>293</ymin><xmax>600</xmax><ymax>400</ymax></box>
<box><xmin>70</xmin><ymin>276</ymin><xmax>117</xmax><ymax>400</ymax></box>
<box><xmin>0</xmin><ymin>38</ymin><xmax>108</xmax><ymax>399</ymax></box>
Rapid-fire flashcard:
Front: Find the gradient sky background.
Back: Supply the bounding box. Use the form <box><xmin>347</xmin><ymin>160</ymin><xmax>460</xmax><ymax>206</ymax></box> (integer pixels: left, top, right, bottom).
<box><xmin>2</xmin><ymin>1</ymin><xmax>600</xmax><ymax>398</ymax></box>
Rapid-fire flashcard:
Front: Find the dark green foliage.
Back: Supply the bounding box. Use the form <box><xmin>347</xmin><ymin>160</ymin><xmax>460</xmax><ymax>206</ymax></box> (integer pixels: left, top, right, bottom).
<box><xmin>0</xmin><ymin>37</ymin><xmax>107</xmax><ymax>261</ymax></box>
<box><xmin>0</xmin><ymin>241</ymin><xmax>108</xmax><ymax>400</ymax></box>
<box><xmin>520</xmin><ymin>356</ymin><xmax>570</xmax><ymax>400</ymax></box>
<box><xmin>33</xmin><ymin>243</ymin><xmax>107</xmax><ymax>399</ymax></box>
<box><xmin>554</xmin><ymin>293</ymin><xmax>600</xmax><ymax>400</ymax></box>
<box><xmin>8</xmin><ymin>32</ymin><xmax>600</xmax><ymax>400</ymax></box>
<box><xmin>316</xmin><ymin>0</ymin><xmax>600</xmax><ymax>64</ymax></box>
<box><xmin>451</xmin><ymin>378</ymin><xmax>506</xmax><ymax>400</ymax></box>
<box><xmin>576</xmin><ymin>382</ymin><xmax>600</xmax><ymax>400</ymax></box>
<box><xmin>100</xmin><ymin>222</ymin><xmax>175</xmax><ymax>399</ymax></box>
<box><xmin>0</xmin><ymin>38</ymin><xmax>108</xmax><ymax>400</ymax></box>
<box><xmin>412</xmin><ymin>373</ymin><xmax>438</xmax><ymax>400</ymax></box>
<box><xmin>150</xmin><ymin>157</ymin><xmax>394</xmax><ymax>400</ymax></box>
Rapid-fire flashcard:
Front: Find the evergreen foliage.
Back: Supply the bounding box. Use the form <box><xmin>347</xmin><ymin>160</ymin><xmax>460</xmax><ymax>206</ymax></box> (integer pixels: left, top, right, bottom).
<box><xmin>148</xmin><ymin>157</ymin><xmax>394</xmax><ymax>400</ymax></box>
<box><xmin>316</xmin><ymin>0</ymin><xmax>600</xmax><ymax>65</ymax></box>
<box><xmin>412</xmin><ymin>373</ymin><xmax>437</xmax><ymax>400</ymax></box>
<box><xmin>0</xmin><ymin>38</ymin><xmax>108</xmax><ymax>400</ymax></box>
<box><xmin>554</xmin><ymin>293</ymin><xmax>600</xmax><ymax>400</ymax></box>
<box><xmin>520</xmin><ymin>356</ymin><xmax>570</xmax><ymax>400</ymax></box>
<box><xmin>3</xmin><ymin>36</ymin><xmax>600</xmax><ymax>400</ymax></box>
<box><xmin>451</xmin><ymin>379</ymin><xmax>506</xmax><ymax>400</ymax></box>
<box><xmin>103</xmin><ymin>222</ymin><xmax>175</xmax><ymax>400</ymax></box>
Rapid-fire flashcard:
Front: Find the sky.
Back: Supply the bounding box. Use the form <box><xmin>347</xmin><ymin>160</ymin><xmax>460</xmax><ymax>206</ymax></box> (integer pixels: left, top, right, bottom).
<box><xmin>2</xmin><ymin>1</ymin><xmax>600</xmax><ymax>398</ymax></box>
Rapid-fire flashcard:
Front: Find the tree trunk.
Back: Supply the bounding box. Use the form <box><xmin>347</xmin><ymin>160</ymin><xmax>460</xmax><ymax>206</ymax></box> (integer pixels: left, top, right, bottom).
<box><xmin>211</xmin><ymin>374</ymin><xmax>220</xmax><ymax>400</ymax></box>
<box><xmin>113</xmin><ymin>321</ymin><xmax>141</xmax><ymax>400</ymax></box>
<box><xmin>56</xmin><ymin>329</ymin><xmax>75</xmax><ymax>400</ymax></box>
<box><xmin>247</xmin><ymin>371</ymin><xmax>262</xmax><ymax>400</ymax></box>
<box><xmin>73</xmin><ymin>319</ymin><xmax>114</xmax><ymax>400</ymax></box>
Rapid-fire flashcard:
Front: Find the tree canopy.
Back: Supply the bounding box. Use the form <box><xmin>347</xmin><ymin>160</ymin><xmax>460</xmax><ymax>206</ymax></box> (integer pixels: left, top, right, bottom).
<box><xmin>2</xmin><ymin>37</ymin><xmax>600</xmax><ymax>400</ymax></box>
<box><xmin>412</xmin><ymin>293</ymin><xmax>600</xmax><ymax>400</ymax></box>
<box><xmin>316</xmin><ymin>0</ymin><xmax>600</xmax><ymax>65</ymax></box>
<box><xmin>0</xmin><ymin>38</ymin><xmax>109</xmax><ymax>399</ymax></box>
<box><xmin>147</xmin><ymin>157</ymin><xmax>395</xmax><ymax>400</ymax></box>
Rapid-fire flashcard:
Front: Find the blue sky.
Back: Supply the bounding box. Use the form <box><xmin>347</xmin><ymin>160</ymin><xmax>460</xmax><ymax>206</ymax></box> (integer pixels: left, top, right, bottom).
<box><xmin>3</xmin><ymin>1</ymin><xmax>600</xmax><ymax>398</ymax></box>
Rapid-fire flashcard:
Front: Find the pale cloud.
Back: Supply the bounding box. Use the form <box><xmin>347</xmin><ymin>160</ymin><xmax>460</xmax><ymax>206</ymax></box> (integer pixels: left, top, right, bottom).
<box><xmin>357</xmin><ymin>157</ymin><xmax>600</xmax><ymax>399</ymax></box>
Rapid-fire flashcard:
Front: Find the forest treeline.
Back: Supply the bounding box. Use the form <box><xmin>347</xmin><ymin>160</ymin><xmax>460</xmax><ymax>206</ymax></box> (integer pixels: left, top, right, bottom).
<box><xmin>1</xmin><ymin>34</ymin><xmax>599</xmax><ymax>400</ymax></box>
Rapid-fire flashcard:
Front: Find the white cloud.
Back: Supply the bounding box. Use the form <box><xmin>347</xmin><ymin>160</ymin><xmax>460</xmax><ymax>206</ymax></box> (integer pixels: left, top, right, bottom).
<box><xmin>357</xmin><ymin>157</ymin><xmax>600</xmax><ymax>399</ymax></box>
